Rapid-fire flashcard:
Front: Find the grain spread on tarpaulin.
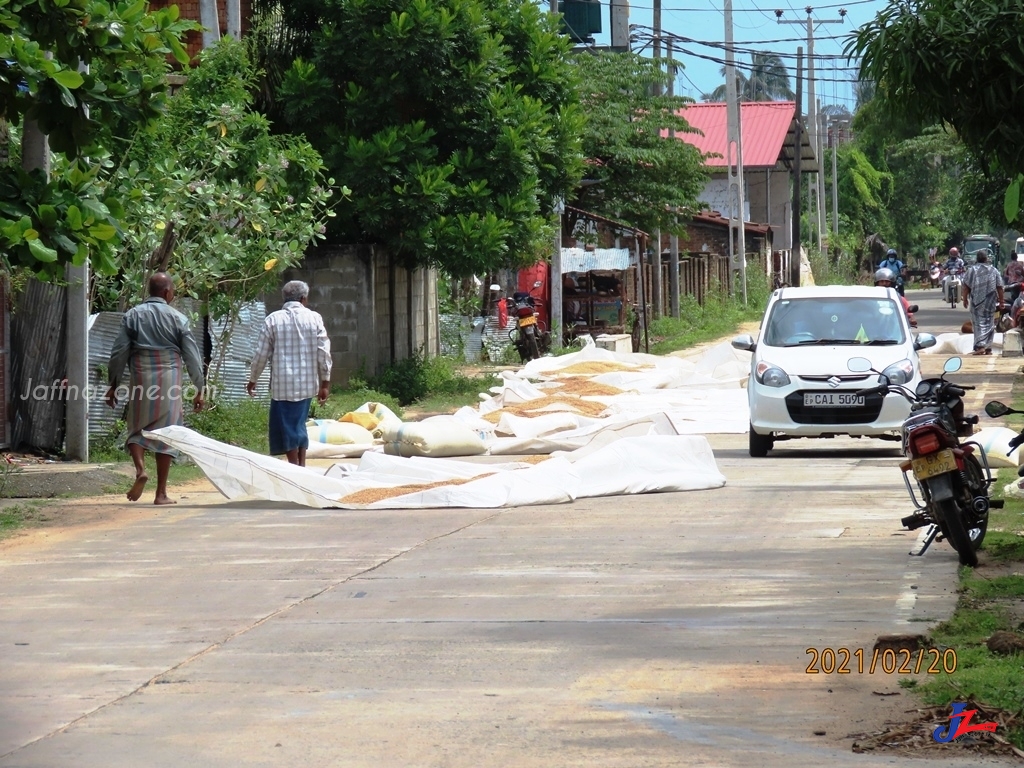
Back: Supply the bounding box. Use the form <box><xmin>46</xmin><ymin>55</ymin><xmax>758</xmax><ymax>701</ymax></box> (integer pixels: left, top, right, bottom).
<box><xmin>339</xmin><ymin>474</ymin><xmax>495</xmax><ymax>504</ymax></box>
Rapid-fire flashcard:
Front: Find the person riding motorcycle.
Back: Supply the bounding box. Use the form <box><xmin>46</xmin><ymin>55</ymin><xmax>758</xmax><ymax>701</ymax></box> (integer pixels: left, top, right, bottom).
<box><xmin>942</xmin><ymin>247</ymin><xmax>966</xmax><ymax>304</ymax></box>
<box><xmin>878</xmin><ymin>249</ymin><xmax>906</xmax><ymax>296</ymax></box>
<box><xmin>875</xmin><ymin>267</ymin><xmax>917</xmax><ymax>327</ymax></box>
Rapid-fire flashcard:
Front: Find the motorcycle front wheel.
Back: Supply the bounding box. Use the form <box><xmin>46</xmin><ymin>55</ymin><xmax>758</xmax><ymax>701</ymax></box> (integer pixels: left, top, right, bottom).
<box><xmin>934</xmin><ymin>498</ymin><xmax>979</xmax><ymax>567</ymax></box>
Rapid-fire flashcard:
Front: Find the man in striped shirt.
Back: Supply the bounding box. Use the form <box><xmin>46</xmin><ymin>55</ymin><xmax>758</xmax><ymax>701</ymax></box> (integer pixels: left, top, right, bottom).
<box><xmin>247</xmin><ymin>280</ymin><xmax>332</xmax><ymax>465</ymax></box>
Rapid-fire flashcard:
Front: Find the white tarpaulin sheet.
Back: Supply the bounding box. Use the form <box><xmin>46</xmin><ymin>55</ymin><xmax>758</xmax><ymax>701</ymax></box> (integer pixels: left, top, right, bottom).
<box><xmin>450</xmin><ymin>342</ymin><xmax>752</xmax><ymax>453</ymax></box>
<box><xmin>921</xmin><ymin>332</ymin><xmax>1002</xmax><ymax>355</ymax></box>
<box><xmin>145</xmin><ymin>426</ymin><xmax>726</xmax><ymax>509</ymax></box>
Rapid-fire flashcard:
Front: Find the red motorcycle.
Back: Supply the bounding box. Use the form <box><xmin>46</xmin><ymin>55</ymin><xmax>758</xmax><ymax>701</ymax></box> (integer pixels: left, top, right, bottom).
<box><xmin>850</xmin><ymin>355</ymin><xmax>997</xmax><ymax>567</ymax></box>
<box><xmin>491</xmin><ymin>281</ymin><xmax>550</xmax><ymax>362</ymax></box>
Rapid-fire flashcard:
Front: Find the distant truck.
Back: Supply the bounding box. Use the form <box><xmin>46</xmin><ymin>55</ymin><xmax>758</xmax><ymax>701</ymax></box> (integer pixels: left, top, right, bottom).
<box><xmin>962</xmin><ymin>234</ymin><xmax>1001</xmax><ymax>264</ymax></box>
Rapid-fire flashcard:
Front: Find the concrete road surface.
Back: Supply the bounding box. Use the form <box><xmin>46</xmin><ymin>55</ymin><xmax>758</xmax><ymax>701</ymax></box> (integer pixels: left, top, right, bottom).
<box><xmin>0</xmin><ymin>287</ymin><xmax>1018</xmax><ymax>767</ymax></box>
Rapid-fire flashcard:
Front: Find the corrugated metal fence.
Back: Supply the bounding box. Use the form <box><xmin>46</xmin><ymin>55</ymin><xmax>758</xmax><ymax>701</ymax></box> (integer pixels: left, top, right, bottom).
<box><xmin>87</xmin><ymin>302</ymin><xmax>271</xmax><ymax>440</ymax></box>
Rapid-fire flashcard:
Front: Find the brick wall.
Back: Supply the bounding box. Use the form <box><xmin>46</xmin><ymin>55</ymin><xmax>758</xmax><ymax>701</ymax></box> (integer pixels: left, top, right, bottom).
<box><xmin>149</xmin><ymin>0</ymin><xmax>253</xmax><ymax>61</ymax></box>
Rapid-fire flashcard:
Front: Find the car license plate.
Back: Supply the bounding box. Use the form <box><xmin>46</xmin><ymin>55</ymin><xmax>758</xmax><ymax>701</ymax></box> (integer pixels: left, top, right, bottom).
<box><xmin>519</xmin><ymin>315</ymin><xmax>537</xmax><ymax>326</ymax></box>
<box><xmin>911</xmin><ymin>448</ymin><xmax>957</xmax><ymax>480</ymax></box>
<box><xmin>803</xmin><ymin>392</ymin><xmax>865</xmax><ymax>407</ymax></box>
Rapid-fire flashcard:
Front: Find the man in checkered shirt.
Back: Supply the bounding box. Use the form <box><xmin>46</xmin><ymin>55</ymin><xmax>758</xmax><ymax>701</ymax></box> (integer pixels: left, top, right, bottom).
<box><xmin>247</xmin><ymin>280</ymin><xmax>332</xmax><ymax>465</ymax></box>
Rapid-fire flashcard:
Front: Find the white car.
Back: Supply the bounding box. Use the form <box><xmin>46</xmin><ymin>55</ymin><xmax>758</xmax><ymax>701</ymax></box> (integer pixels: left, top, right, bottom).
<box><xmin>732</xmin><ymin>285</ymin><xmax>936</xmax><ymax>456</ymax></box>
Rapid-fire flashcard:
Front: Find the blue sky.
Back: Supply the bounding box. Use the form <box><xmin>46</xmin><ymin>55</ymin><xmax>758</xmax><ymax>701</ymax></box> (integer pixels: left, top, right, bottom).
<box><xmin>584</xmin><ymin>0</ymin><xmax>893</xmax><ymax>112</ymax></box>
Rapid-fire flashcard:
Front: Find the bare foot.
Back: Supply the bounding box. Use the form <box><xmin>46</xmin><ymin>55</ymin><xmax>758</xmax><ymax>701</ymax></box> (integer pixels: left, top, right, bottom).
<box><xmin>127</xmin><ymin>474</ymin><xmax>149</xmax><ymax>502</ymax></box>
<box><xmin>153</xmin><ymin>494</ymin><xmax>177</xmax><ymax>506</ymax></box>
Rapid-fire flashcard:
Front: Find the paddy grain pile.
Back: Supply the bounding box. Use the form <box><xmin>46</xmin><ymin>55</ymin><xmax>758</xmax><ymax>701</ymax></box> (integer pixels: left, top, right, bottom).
<box><xmin>554</xmin><ymin>361</ymin><xmax>650</xmax><ymax>376</ymax></box>
<box><xmin>545</xmin><ymin>377</ymin><xmax>624</xmax><ymax>397</ymax></box>
<box><xmin>481</xmin><ymin>394</ymin><xmax>610</xmax><ymax>423</ymax></box>
<box><xmin>340</xmin><ymin>474</ymin><xmax>494</xmax><ymax>505</ymax></box>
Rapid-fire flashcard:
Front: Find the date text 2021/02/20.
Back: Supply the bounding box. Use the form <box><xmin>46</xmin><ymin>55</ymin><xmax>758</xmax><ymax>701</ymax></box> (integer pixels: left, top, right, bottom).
<box><xmin>805</xmin><ymin>647</ymin><xmax>957</xmax><ymax>675</ymax></box>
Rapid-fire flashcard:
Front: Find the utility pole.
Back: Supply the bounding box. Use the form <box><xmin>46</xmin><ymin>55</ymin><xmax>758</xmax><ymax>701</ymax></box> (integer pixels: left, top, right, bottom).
<box><xmin>790</xmin><ymin>48</ymin><xmax>803</xmax><ymax>288</ymax></box>
<box><xmin>549</xmin><ymin>0</ymin><xmax>563</xmax><ymax>349</ymax></box>
<box><xmin>816</xmin><ymin>103</ymin><xmax>827</xmax><ymax>255</ymax></box>
<box><xmin>667</xmin><ymin>39</ymin><xmax>680</xmax><ymax>319</ymax></box>
<box><xmin>777</xmin><ymin>7</ymin><xmax>847</xmax><ymax>260</ymax></box>
<box><xmin>650</xmin><ymin>0</ymin><xmax>662</xmax><ymax>318</ymax></box>
<box><xmin>725</xmin><ymin>0</ymin><xmax>746</xmax><ymax>303</ymax></box>
<box><xmin>830</xmin><ymin>117</ymin><xmax>845</xmax><ymax>238</ymax></box>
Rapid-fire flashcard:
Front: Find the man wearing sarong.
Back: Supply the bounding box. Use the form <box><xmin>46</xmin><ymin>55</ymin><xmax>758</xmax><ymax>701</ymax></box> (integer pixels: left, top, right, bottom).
<box><xmin>962</xmin><ymin>249</ymin><xmax>1005</xmax><ymax>356</ymax></box>
<box><xmin>246</xmin><ymin>280</ymin><xmax>332</xmax><ymax>466</ymax></box>
<box><xmin>106</xmin><ymin>273</ymin><xmax>206</xmax><ymax>504</ymax></box>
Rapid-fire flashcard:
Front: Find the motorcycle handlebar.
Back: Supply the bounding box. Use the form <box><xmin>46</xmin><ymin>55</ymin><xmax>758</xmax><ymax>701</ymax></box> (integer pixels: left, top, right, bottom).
<box><xmin>855</xmin><ymin>385</ymin><xmax>890</xmax><ymax>398</ymax></box>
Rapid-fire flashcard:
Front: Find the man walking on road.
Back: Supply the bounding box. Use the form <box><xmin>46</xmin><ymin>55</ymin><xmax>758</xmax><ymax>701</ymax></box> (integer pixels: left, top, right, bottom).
<box><xmin>962</xmin><ymin>249</ymin><xmax>1005</xmax><ymax>356</ymax></box>
<box><xmin>106</xmin><ymin>272</ymin><xmax>206</xmax><ymax>505</ymax></box>
<box><xmin>247</xmin><ymin>280</ymin><xmax>332</xmax><ymax>466</ymax></box>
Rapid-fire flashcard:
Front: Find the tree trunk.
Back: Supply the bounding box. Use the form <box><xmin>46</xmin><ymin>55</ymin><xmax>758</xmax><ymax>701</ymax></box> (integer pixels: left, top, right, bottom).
<box><xmin>199</xmin><ymin>0</ymin><xmax>221</xmax><ymax>49</ymax></box>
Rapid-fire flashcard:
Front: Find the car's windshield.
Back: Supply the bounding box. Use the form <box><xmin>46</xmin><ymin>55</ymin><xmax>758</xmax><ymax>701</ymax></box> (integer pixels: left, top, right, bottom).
<box><xmin>762</xmin><ymin>297</ymin><xmax>907</xmax><ymax>347</ymax></box>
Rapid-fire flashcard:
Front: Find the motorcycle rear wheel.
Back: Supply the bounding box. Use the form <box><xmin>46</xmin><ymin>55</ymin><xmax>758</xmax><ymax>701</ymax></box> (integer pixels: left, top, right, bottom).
<box><xmin>527</xmin><ymin>333</ymin><xmax>540</xmax><ymax>360</ymax></box>
<box><xmin>934</xmin><ymin>498</ymin><xmax>979</xmax><ymax>567</ymax></box>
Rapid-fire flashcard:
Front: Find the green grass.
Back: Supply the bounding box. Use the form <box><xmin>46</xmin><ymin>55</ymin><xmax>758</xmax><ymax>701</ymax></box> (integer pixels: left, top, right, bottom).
<box><xmin>910</xmin><ymin>463</ymin><xmax>1024</xmax><ymax>749</ymax></box>
<box><xmin>0</xmin><ymin>501</ymin><xmax>53</xmax><ymax>538</ymax></box>
<box><xmin>646</xmin><ymin>271</ymin><xmax>770</xmax><ymax>355</ymax></box>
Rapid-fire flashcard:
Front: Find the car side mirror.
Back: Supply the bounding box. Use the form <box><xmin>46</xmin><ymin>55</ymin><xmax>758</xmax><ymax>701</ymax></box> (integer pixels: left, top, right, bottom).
<box><xmin>906</xmin><ymin>304</ymin><xmax>919</xmax><ymax>313</ymax></box>
<box><xmin>731</xmin><ymin>334</ymin><xmax>755</xmax><ymax>352</ymax></box>
<box><xmin>914</xmin><ymin>332</ymin><xmax>937</xmax><ymax>351</ymax></box>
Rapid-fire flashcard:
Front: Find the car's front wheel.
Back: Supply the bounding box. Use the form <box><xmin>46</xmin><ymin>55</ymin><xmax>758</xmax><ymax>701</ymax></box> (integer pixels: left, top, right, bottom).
<box><xmin>749</xmin><ymin>425</ymin><xmax>774</xmax><ymax>457</ymax></box>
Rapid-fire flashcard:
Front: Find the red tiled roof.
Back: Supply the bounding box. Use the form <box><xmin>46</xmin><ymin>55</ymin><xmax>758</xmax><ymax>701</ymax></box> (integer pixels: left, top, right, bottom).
<box><xmin>669</xmin><ymin>101</ymin><xmax>799</xmax><ymax>168</ymax></box>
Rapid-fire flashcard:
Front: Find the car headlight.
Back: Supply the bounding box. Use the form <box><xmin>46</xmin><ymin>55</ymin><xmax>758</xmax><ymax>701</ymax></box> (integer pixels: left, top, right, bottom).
<box><xmin>881</xmin><ymin>359</ymin><xmax>915</xmax><ymax>386</ymax></box>
<box><xmin>755</xmin><ymin>361</ymin><xmax>791</xmax><ymax>387</ymax></box>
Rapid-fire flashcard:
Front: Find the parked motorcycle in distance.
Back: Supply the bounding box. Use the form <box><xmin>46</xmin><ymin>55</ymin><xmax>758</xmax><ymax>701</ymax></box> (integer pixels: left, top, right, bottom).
<box><xmin>849</xmin><ymin>355</ymin><xmax>1000</xmax><ymax>567</ymax></box>
<box><xmin>491</xmin><ymin>281</ymin><xmax>550</xmax><ymax>362</ymax></box>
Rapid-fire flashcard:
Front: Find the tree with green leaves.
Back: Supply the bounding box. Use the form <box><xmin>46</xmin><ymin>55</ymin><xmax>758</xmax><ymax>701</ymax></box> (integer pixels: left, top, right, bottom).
<box><xmin>571</xmin><ymin>51</ymin><xmax>708</xmax><ymax>237</ymax></box>
<box><xmin>0</xmin><ymin>0</ymin><xmax>196</xmax><ymax>278</ymax></box>
<box><xmin>701</xmin><ymin>52</ymin><xmax>793</xmax><ymax>102</ymax></box>
<box><xmin>849</xmin><ymin>0</ymin><xmax>1024</xmax><ymax>221</ymax></box>
<box><xmin>93</xmin><ymin>38</ymin><xmax>338</xmax><ymax>321</ymax></box>
<box><xmin>262</xmin><ymin>0</ymin><xmax>584</xmax><ymax>277</ymax></box>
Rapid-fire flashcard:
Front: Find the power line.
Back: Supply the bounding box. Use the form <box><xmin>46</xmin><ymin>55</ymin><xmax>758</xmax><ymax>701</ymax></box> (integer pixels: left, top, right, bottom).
<box><xmin>631</xmin><ymin>31</ymin><xmax>861</xmax><ymax>69</ymax></box>
<box><xmin>627</xmin><ymin>0</ymin><xmax>879</xmax><ymax>12</ymax></box>
<box><xmin>663</xmin><ymin>42</ymin><xmax>862</xmax><ymax>82</ymax></box>
<box><xmin>630</xmin><ymin>25</ymin><xmax>848</xmax><ymax>46</ymax></box>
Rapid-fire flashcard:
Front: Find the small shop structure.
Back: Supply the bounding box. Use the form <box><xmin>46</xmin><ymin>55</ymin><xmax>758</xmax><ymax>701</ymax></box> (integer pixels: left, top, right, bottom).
<box><xmin>560</xmin><ymin>247</ymin><xmax>631</xmax><ymax>337</ymax></box>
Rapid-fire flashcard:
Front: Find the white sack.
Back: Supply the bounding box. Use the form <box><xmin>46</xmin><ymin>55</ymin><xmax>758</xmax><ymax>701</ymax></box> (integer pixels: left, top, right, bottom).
<box><xmin>306</xmin><ymin>440</ymin><xmax>375</xmax><ymax>459</ymax></box>
<box><xmin>971</xmin><ymin>427</ymin><xmax>1024</xmax><ymax>468</ymax></box>
<box><xmin>380</xmin><ymin>417</ymin><xmax>487</xmax><ymax>458</ymax></box>
<box><xmin>306</xmin><ymin>419</ymin><xmax>375</xmax><ymax>445</ymax></box>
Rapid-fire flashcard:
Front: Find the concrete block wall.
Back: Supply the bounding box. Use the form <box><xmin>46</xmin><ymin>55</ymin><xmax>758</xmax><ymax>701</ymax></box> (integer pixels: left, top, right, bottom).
<box><xmin>270</xmin><ymin>245</ymin><xmax>439</xmax><ymax>385</ymax></box>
